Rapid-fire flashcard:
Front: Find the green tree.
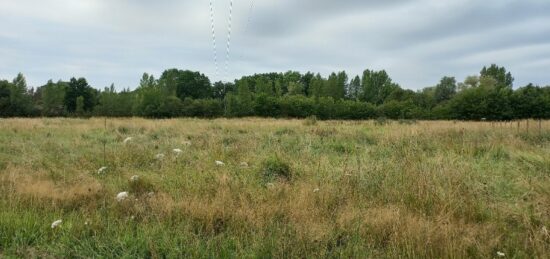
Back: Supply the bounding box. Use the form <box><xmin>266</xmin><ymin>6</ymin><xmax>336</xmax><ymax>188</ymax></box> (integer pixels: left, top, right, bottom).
<box><xmin>75</xmin><ymin>96</ymin><xmax>85</xmax><ymax>115</ymax></box>
<box><xmin>236</xmin><ymin>80</ymin><xmax>254</xmax><ymax>116</ymax></box>
<box><xmin>309</xmin><ymin>74</ymin><xmax>324</xmax><ymax>99</ymax></box>
<box><xmin>434</xmin><ymin>76</ymin><xmax>457</xmax><ymax>103</ymax></box>
<box><xmin>158</xmin><ymin>69</ymin><xmax>211</xmax><ymax>100</ymax></box>
<box><xmin>255</xmin><ymin>77</ymin><xmax>273</xmax><ymax>95</ymax></box>
<box><xmin>347</xmin><ymin>75</ymin><xmax>361</xmax><ymax>100</ymax></box>
<box><xmin>139</xmin><ymin>73</ymin><xmax>157</xmax><ymax>89</ymax></box>
<box><xmin>361</xmin><ymin>69</ymin><xmax>399</xmax><ymax>105</ymax></box>
<box><xmin>287</xmin><ymin>82</ymin><xmax>304</xmax><ymax>96</ymax></box>
<box><xmin>41</xmin><ymin>80</ymin><xmax>67</xmax><ymax>116</ymax></box>
<box><xmin>64</xmin><ymin>78</ymin><xmax>97</xmax><ymax>113</ymax></box>
<box><xmin>480</xmin><ymin>64</ymin><xmax>514</xmax><ymax>89</ymax></box>
<box><xmin>511</xmin><ymin>84</ymin><xmax>546</xmax><ymax>119</ymax></box>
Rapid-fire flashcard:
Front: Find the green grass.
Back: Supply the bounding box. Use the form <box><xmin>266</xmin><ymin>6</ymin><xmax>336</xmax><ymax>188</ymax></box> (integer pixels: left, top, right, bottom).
<box><xmin>0</xmin><ymin>118</ymin><xmax>549</xmax><ymax>258</ymax></box>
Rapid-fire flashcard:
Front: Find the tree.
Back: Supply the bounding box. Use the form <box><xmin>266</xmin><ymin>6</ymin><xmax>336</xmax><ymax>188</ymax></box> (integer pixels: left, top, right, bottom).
<box><xmin>255</xmin><ymin>77</ymin><xmax>273</xmax><ymax>95</ymax></box>
<box><xmin>41</xmin><ymin>80</ymin><xmax>67</xmax><ymax>116</ymax></box>
<box><xmin>94</xmin><ymin>84</ymin><xmax>134</xmax><ymax>117</ymax></box>
<box><xmin>347</xmin><ymin>75</ymin><xmax>361</xmax><ymax>100</ymax></box>
<box><xmin>309</xmin><ymin>74</ymin><xmax>324</xmax><ymax>99</ymax></box>
<box><xmin>511</xmin><ymin>84</ymin><xmax>546</xmax><ymax>119</ymax></box>
<box><xmin>287</xmin><ymin>82</ymin><xmax>304</xmax><ymax>96</ymax></box>
<box><xmin>139</xmin><ymin>73</ymin><xmax>157</xmax><ymax>89</ymax></box>
<box><xmin>434</xmin><ymin>76</ymin><xmax>457</xmax><ymax>103</ymax></box>
<box><xmin>361</xmin><ymin>69</ymin><xmax>399</xmax><ymax>105</ymax></box>
<box><xmin>75</xmin><ymin>96</ymin><xmax>85</xmax><ymax>115</ymax></box>
<box><xmin>0</xmin><ymin>74</ymin><xmax>33</xmax><ymax>117</ymax></box>
<box><xmin>158</xmin><ymin>69</ymin><xmax>211</xmax><ymax>100</ymax></box>
<box><xmin>480</xmin><ymin>64</ymin><xmax>513</xmax><ymax>89</ymax></box>
<box><xmin>211</xmin><ymin>81</ymin><xmax>234</xmax><ymax>99</ymax></box>
<box><xmin>64</xmin><ymin>78</ymin><xmax>97</xmax><ymax>113</ymax></box>
<box><xmin>235</xmin><ymin>80</ymin><xmax>254</xmax><ymax>116</ymax></box>
<box><xmin>458</xmin><ymin>75</ymin><xmax>479</xmax><ymax>91</ymax></box>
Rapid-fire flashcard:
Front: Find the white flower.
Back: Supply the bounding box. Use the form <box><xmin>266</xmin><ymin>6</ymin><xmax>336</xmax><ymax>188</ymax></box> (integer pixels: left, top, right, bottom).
<box><xmin>173</xmin><ymin>148</ymin><xmax>183</xmax><ymax>155</ymax></box>
<box><xmin>155</xmin><ymin>153</ymin><xmax>165</xmax><ymax>160</ymax></box>
<box><xmin>97</xmin><ymin>166</ymin><xmax>108</xmax><ymax>175</ymax></box>
<box><xmin>240</xmin><ymin>162</ymin><xmax>249</xmax><ymax>167</ymax></box>
<box><xmin>313</xmin><ymin>188</ymin><xmax>320</xmax><ymax>193</ymax></box>
<box><xmin>116</xmin><ymin>192</ymin><xmax>129</xmax><ymax>202</ymax></box>
<box><xmin>183</xmin><ymin>141</ymin><xmax>192</xmax><ymax>146</ymax></box>
<box><xmin>123</xmin><ymin>137</ymin><xmax>133</xmax><ymax>144</ymax></box>
<box><xmin>51</xmin><ymin>219</ymin><xmax>62</xmax><ymax>229</ymax></box>
<box><xmin>215</xmin><ymin>161</ymin><xmax>225</xmax><ymax>166</ymax></box>
<box><xmin>496</xmin><ymin>251</ymin><xmax>505</xmax><ymax>257</ymax></box>
<box><xmin>130</xmin><ymin>175</ymin><xmax>140</xmax><ymax>182</ymax></box>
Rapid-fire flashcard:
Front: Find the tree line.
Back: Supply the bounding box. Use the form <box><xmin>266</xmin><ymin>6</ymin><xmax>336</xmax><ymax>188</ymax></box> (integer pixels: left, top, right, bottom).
<box><xmin>1</xmin><ymin>64</ymin><xmax>549</xmax><ymax>120</ymax></box>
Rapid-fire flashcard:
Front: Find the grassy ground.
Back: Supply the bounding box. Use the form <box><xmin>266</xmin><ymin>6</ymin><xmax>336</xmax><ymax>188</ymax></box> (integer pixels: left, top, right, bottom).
<box><xmin>0</xmin><ymin>118</ymin><xmax>549</xmax><ymax>258</ymax></box>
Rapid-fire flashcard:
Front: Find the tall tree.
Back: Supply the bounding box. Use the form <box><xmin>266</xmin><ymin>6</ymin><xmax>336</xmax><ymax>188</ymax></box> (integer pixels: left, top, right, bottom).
<box><xmin>480</xmin><ymin>64</ymin><xmax>514</xmax><ymax>89</ymax></box>
<box><xmin>41</xmin><ymin>80</ymin><xmax>67</xmax><ymax>116</ymax></box>
<box><xmin>361</xmin><ymin>69</ymin><xmax>399</xmax><ymax>105</ymax></box>
<box><xmin>158</xmin><ymin>69</ymin><xmax>211</xmax><ymax>99</ymax></box>
<box><xmin>434</xmin><ymin>76</ymin><xmax>457</xmax><ymax>103</ymax></box>
<box><xmin>64</xmin><ymin>77</ymin><xmax>97</xmax><ymax>113</ymax></box>
<box><xmin>139</xmin><ymin>73</ymin><xmax>157</xmax><ymax>89</ymax></box>
<box><xmin>236</xmin><ymin>79</ymin><xmax>254</xmax><ymax>116</ymax></box>
<box><xmin>347</xmin><ymin>75</ymin><xmax>361</xmax><ymax>100</ymax></box>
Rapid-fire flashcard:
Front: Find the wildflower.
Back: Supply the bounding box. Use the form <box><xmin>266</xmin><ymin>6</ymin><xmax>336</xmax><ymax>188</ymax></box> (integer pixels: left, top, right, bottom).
<box><xmin>240</xmin><ymin>162</ymin><xmax>249</xmax><ymax>167</ymax></box>
<box><xmin>116</xmin><ymin>191</ymin><xmax>129</xmax><ymax>202</ymax></box>
<box><xmin>173</xmin><ymin>148</ymin><xmax>183</xmax><ymax>155</ymax></box>
<box><xmin>130</xmin><ymin>175</ymin><xmax>139</xmax><ymax>182</ymax></box>
<box><xmin>155</xmin><ymin>153</ymin><xmax>165</xmax><ymax>160</ymax></box>
<box><xmin>215</xmin><ymin>161</ymin><xmax>225</xmax><ymax>166</ymax></box>
<box><xmin>313</xmin><ymin>188</ymin><xmax>320</xmax><ymax>193</ymax></box>
<box><xmin>123</xmin><ymin>137</ymin><xmax>133</xmax><ymax>144</ymax></box>
<box><xmin>51</xmin><ymin>219</ymin><xmax>62</xmax><ymax>229</ymax></box>
<box><xmin>497</xmin><ymin>251</ymin><xmax>505</xmax><ymax>257</ymax></box>
<box><xmin>97</xmin><ymin>166</ymin><xmax>108</xmax><ymax>175</ymax></box>
<box><xmin>183</xmin><ymin>141</ymin><xmax>192</xmax><ymax>146</ymax></box>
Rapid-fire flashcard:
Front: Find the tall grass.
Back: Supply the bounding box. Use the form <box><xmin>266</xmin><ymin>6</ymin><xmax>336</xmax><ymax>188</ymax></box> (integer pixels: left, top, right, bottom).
<box><xmin>0</xmin><ymin>118</ymin><xmax>548</xmax><ymax>258</ymax></box>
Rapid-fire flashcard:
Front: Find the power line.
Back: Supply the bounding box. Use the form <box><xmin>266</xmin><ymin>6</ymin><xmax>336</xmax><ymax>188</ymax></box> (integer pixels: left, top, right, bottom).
<box><xmin>209</xmin><ymin>0</ymin><xmax>219</xmax><ymax>77</ymax></box>
<box><xmin>224</xmin><ymin>0</ymin><xmax>234</xmax><ymax>80</ymax></box>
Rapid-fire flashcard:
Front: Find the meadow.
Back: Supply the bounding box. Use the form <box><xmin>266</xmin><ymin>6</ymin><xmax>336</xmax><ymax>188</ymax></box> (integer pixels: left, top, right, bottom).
<box><xmin>0</xmin><ymin>118</ymin><xmax>549</xmax><ymax>258</ymax></box>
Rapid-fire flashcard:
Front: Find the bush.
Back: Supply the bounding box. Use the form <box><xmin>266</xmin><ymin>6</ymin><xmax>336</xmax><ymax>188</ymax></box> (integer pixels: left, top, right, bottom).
<box><xmin>259</xmin><ymin>156</ymin><xmax>292</xmax><ymax>183</ymax></box>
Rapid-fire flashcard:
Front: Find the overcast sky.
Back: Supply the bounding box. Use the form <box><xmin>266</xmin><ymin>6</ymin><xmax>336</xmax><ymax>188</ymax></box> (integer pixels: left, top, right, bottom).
<box><xmin>1</xmin><ymin>0</ymin><xmax>549</xmax><ymax>90</ymax></box>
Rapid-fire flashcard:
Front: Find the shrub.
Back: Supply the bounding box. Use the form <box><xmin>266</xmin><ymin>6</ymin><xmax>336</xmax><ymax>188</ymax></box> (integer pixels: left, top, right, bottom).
<box><xmin>259</xmin><ymin>156</ymin><xmax>292</xmax><ymax>182</ymax></box>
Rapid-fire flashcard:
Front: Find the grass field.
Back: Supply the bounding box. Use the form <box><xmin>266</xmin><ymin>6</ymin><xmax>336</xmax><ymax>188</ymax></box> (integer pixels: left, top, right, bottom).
<box><xmin>0</xmin><ymin>118</ymin><xmax>549</xmax><ymax>258</ymax></box>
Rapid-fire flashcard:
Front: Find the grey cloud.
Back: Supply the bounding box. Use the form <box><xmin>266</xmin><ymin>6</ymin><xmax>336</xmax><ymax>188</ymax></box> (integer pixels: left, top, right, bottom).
<box><xmin>0</xmin><ymin>0</ymin><xmax>549</xmax><ymax>89</ymax></box>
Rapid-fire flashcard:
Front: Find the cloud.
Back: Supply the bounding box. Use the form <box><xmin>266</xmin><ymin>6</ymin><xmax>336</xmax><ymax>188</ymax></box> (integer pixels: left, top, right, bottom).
<box><xmin>0</xmin><ymin>0</ymin><xmax>549</xmax><ymax>89</ymax></box>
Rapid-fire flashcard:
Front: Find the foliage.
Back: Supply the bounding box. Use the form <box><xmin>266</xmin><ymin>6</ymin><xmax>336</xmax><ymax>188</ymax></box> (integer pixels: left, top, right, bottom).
<box><xmin>0</xmin><ymin>65</ymin><xmax>549</xmax><ymax>120</ymax></box>
<box><xmin>259</xmin><ymin>156</ymin><xmax>292</xmax><ymax>182</ymax></box>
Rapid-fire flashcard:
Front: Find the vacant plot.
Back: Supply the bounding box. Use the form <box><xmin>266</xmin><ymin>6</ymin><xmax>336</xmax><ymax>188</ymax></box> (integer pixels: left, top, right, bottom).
<box><xmin>0</xmin><ymin>118</ymin><xmax>549</xmax><ymax>258</ymax></box>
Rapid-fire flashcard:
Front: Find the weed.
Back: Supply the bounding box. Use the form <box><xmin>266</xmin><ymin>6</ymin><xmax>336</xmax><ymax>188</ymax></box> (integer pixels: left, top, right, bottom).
<box><xmin>259</xmin><ymin>156</ymin><xmax>292</xmax><ymax>182</ymax></box>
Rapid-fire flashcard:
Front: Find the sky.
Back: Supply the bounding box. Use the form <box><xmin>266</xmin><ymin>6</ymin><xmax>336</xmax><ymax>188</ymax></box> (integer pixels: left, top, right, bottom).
<box><xmin>1</xmin><ymin>0</ymin><xmax>549</xmax><ymax>90</ymax></box>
